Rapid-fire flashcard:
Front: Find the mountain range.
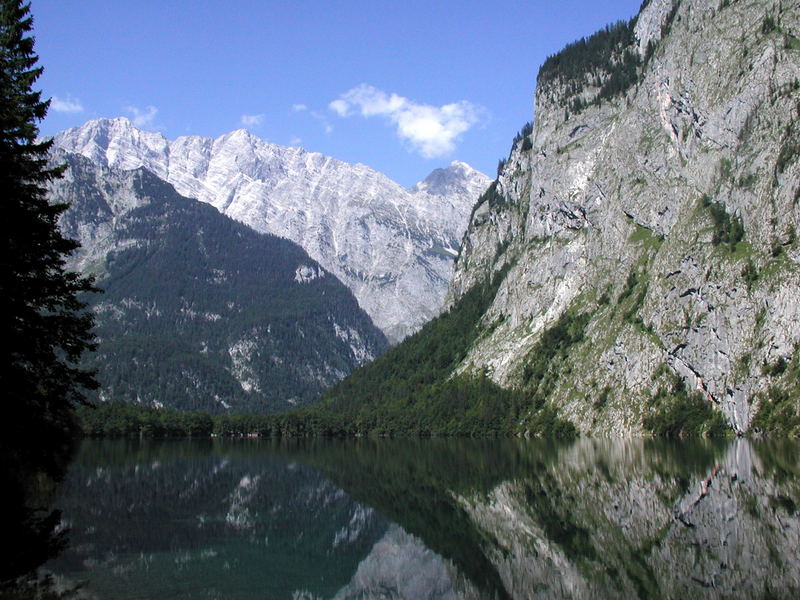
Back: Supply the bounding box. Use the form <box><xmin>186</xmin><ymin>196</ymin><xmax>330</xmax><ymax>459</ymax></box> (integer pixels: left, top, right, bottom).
<box><xmin>52</xmin><ymin>118</ymin><xmax>491</xmax><ymax>343</ymax></box>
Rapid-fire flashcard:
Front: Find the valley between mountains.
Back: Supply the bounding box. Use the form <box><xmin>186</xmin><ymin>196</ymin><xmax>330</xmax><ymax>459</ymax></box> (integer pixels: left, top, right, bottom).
<box><xmin>49</xmin><ymin>124</ymin><xmax>489</xmax><ymax>413</ymax></box>
<box><xmin>52</xmin><ymin>0</ymin><xmax>800</xmax><ymax>437</ymax></box>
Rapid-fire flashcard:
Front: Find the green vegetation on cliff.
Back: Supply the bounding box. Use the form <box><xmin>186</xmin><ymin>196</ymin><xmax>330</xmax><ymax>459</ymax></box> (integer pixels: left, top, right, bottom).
<box><xmin>75</xmin><ymin>266</ymin><xmax>577</xmax><ymax>438</ymax></box>
<box><xmin>537</xmin><ymin>2</ymin><xmax>681</xmax><ymax>115</ymax></box>
<box><xmin>753</xmin><ymin>350</ymin><xmax>800</xmax><ymax>436</ymax></box>
<box><xmin>643</xmin><ymin>367</ymin><xmax>731</xmax><ymax>437</ymax></box>
<box><xmin>310</xmin><ymin>267</ymin><xmax>576</xmax><ymax>437</ymax></box>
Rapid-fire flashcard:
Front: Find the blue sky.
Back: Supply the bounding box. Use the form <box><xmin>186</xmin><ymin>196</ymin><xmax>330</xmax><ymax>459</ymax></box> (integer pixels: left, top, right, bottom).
<box><xmin>32</xmin><ymin>0</ymin><xmax>643</xmax><ymax>187</ymax></box>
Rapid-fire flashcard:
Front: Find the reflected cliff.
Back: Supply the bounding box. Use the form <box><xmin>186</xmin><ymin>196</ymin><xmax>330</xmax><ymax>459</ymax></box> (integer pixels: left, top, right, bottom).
<box><xmin>47</xmin><ymin>438</ymin><xmax>800</xmax><ymax>599</ymax></box>
<box><xmin>300</xmin><ymin>438</ymin><xmax>800</xmax><ymax>599</ymax></box>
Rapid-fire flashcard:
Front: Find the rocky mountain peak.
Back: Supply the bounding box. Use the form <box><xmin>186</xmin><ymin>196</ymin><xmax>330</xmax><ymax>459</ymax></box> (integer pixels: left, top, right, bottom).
<box><xmin>53</xmin><ymin>118</ymin><xmax>490</xmax><ymax>343</ymax></box>
<box><xmin>411</xmin><ymin>160</ymin><xmax>490</xmax><ymax>199</ymax></box>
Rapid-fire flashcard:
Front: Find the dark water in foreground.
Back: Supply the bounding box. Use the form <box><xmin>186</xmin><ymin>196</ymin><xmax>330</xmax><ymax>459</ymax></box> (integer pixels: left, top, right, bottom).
<box><xmin>45</xmin><ymin>438</ymin><xmax>800</xmax><ymax>599</ymax></box>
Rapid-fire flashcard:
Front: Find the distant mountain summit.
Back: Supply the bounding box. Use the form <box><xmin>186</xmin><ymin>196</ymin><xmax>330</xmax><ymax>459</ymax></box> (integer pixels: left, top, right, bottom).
<box><xmin>411</xmin><ymin>160</ymin><xmax>489</xmax><ymax>197</ymax></box>
<box><xmin>53</xmin><ymin>118</ymin><xmax>491</xmax><ymax>342</ymax></box>
<box><xmin>51</xmin><ymin>152</ymin><xmax>388</xmax><ymax>413</ymax></box>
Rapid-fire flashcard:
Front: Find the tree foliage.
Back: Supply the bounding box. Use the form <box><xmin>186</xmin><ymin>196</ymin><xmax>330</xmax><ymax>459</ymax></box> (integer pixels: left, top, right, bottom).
<box><xmin>298</xmin><ymin>268</ymin><xmax>576</xmax><ymax>437</ymax></box>
<box><xmin>75</xmin><ymin>403</ymin><xmax>213</xmax><ymax>438</ymax></box>
<box><xmin>536</xmin><ymin>3</ymin><xmax>683</xmax><ymax>116</ymax></box>
<box><xmin>701</xmin><ymin>194</ymin><xmax>745</xmax><ymax>250</ymax></box>
<box><xmin>643</xmin><ymin>370</ymin><xmax>730</xmax><ymax>438</ymax></box>
<box><xmin>72</xmin><ymin>267</ymin><xmax>579</xmax><ymax>439</ymax></box>
<box><xmin>753</xmin><ymin>350</ymin><xmax>800</xmax><ymax>437</ymax></box>
<box><xmin>538</xmin><ymin>19</ymin><xmax>642</xmax><ymax>114</ymax></box>
<box><xmin>0</xmin><ymin>0</ymin><xmax>97</xmax><ymax>586</ymax></box>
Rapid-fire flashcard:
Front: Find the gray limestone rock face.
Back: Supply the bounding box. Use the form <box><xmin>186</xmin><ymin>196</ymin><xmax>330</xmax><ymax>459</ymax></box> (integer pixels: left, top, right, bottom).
<box><xmin>448</xmin><ymin>0</ymin><xmax>800</xmax><ymax>434</ymax></box>
<box><xmin>52</xmin><ymin>119</ymin><xmax>490</xmax><ymax>343</ymax></box>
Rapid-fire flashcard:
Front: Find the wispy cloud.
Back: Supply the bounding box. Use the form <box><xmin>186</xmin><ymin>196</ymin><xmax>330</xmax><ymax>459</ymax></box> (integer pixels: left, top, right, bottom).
<box><xmin>240</xmin><ymin>113</ymin><xmax>264</xmax><ymax>127</ymax></box>
<box><xmin>291</xmin><ymin>102</ymin><xmax>332</xmax><ymax>134</ymax></box>
<box><xmin>329</xmin><ymin>84</ymin><xmax>483</xmax><ymax>158</ymax></box>
<box><xmin>289</xmin><ymin>135</ymin><xmax>303</xmax><ymax>146</ymax></box>
<box><xmin>125</xmin><ymin>105</ymin><xmax>159</xmax><ymax>128</ymax></box>
<box><xmin>51</xmin><ymin>95</ymin><xmax>84</xmax><ymax>113</ymax></box>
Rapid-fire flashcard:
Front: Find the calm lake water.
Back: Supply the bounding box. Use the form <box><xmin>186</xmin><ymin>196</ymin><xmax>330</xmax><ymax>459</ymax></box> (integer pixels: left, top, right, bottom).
<box><xmin>46</xmin><ymin>437</ymin><xmax>800</xmax><ymax>599</ymax></box>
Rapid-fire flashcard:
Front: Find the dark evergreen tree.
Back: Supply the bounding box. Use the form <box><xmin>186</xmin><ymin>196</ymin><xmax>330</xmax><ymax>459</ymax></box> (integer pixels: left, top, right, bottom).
<box><xmin>0</xmin><ymin>0</ymin><xmax>97</xmax><ymax>586</ymax></box>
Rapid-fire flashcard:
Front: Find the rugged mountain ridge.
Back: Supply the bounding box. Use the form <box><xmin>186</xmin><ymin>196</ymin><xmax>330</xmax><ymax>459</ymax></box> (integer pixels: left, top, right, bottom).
<box><xmin>52</xmin><ymin>152</ymin><xmax>388</xmax><ymax>413</ymax></box>
<box><xmin>316</xmin><ymin>0</ymin><xmax>800</xmax><ymax>436</ymax></box>
<box><xmin>52</xmin><ymin>119</ymin><xmax>490</xmax><ymax>342</ymax></box>
<box><xmin>448</xmin><ymin>0</ymin><xmax>800</xmax><ymax>434</ymax></box>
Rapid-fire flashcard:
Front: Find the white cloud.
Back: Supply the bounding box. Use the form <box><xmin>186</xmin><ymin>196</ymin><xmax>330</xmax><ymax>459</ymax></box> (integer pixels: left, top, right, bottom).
<box><xmin>289</xmin><ymin>136</ymin><xmax>303</xmax><ymax>146</ymax></box>
<box><xmin>51</xmin><ymin>95</ymin><xmax>84</xmax><ymax>113</ymax></box>
<box><xmin>328</xmin><ymin>84</ymin><xmax>482</xmax><ymax>158</ymax></box>
<box><xmin>240</xmin><ymin>113</ymin><xmax>264</xmax><ymax>127</ymax></box>
<box><xmin>291</xmin><ymin>103</ymin><xmax>308</xmax><ymax>112</ymax></box>
<box><xmin>329</xmin><ymin>99</ymin><xmax>349</xmax><ymax>117</ymax></box>
<box><xmin>125</xmin><ymin>105</ymin><xmax>159</xmax><ymax>128</ymax></box>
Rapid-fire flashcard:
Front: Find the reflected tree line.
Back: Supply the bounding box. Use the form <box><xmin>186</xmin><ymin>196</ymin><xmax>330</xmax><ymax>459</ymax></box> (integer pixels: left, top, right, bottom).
<box><xmin>294</xmin><ymin>437</ymin><xmax>800</xmax><ymax>599</ymax></box>
<box><xmin>45</xmin><ymin>439</ymin><xmax>387</xmax><ymax>599</ymax></box>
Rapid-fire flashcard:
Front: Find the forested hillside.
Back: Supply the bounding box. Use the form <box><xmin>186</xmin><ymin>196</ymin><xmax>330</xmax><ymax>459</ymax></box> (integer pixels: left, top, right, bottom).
<box><xmin>55</xmin><ymin>154</ymin><xmax>388</xmax><ymax>414</ymax></box>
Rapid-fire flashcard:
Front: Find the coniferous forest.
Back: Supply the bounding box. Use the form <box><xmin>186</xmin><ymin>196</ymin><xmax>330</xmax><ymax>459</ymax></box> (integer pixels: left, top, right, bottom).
<box><xmin>1</xmin><ymin>0</ymin><xmax>97</xmax><ymax>586</ymax></box>
<box><xmin>56</xmin><ymin>153</ymin><xmax>388</xmax><ymax>414</ymax></box>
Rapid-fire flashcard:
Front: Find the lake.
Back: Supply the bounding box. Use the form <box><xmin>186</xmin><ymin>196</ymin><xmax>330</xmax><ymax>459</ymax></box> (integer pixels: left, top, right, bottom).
<box><xmin>45</xmin><ymin>437</ymin><xmax>800</xmax><ymax>599</ymax></box>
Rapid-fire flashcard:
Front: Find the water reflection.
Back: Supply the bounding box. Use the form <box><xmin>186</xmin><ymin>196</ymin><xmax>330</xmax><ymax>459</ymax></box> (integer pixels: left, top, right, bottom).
<box><xmin>48</xmin><ymin>439</ymin><xmax>388</xmax><ymax>599</ymax></box>
<box><xmin>47</xmin><ymin>438</ymin><xmax>800</xmax><ymax>599</ymax></box>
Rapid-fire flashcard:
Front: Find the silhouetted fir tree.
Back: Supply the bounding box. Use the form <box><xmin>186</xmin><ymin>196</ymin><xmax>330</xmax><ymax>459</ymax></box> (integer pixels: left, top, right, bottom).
<box><xmin>0</xmin><ymin>0</ymin><xmax>97</xmax><ymax>586</ymax></box>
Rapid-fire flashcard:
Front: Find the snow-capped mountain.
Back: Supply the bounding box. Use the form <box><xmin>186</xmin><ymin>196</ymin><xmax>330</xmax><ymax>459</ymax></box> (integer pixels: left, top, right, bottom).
<box><xmin>53</xmin><ymin>118</ymin><xmax>491</xmax><ymax>342</ymax></box>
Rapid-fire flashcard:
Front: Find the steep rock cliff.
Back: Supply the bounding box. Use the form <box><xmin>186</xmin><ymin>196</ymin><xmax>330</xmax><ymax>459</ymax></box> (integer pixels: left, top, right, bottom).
<box><xmin>449</xmin><ymin>0</ymin><xmax>800</xmax><ymax>434</ymax></box>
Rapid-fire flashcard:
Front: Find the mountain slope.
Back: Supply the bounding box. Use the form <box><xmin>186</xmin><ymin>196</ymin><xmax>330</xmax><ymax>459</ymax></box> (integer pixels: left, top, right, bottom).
<box><xmin>52</xmin><ymin>121</ymin><xmax>491</xmax><ymax>342</ymax></box>
<box><xmin>53</xmin><ymin>153</ymin><xmax>388</xmax><ymax>414</ymax></box>
<box><xmin>317</xmin><ymin>0</ymin><xmax>800</xmax><ymax>435</ymax></box>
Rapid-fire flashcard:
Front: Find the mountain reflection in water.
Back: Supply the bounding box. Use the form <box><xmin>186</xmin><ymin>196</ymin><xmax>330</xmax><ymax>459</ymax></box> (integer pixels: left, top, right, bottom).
<box><xmin>46</xmin><ymin>438</ymin><xmax>800</xmax><ymax>599</ymax></box>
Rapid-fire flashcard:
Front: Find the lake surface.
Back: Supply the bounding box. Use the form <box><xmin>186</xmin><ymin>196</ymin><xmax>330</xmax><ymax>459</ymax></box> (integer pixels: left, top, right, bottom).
<box><xmin>45</xmin><ymin>437</ymin><xmax>800</xmax><ymax>599</ymax></box>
